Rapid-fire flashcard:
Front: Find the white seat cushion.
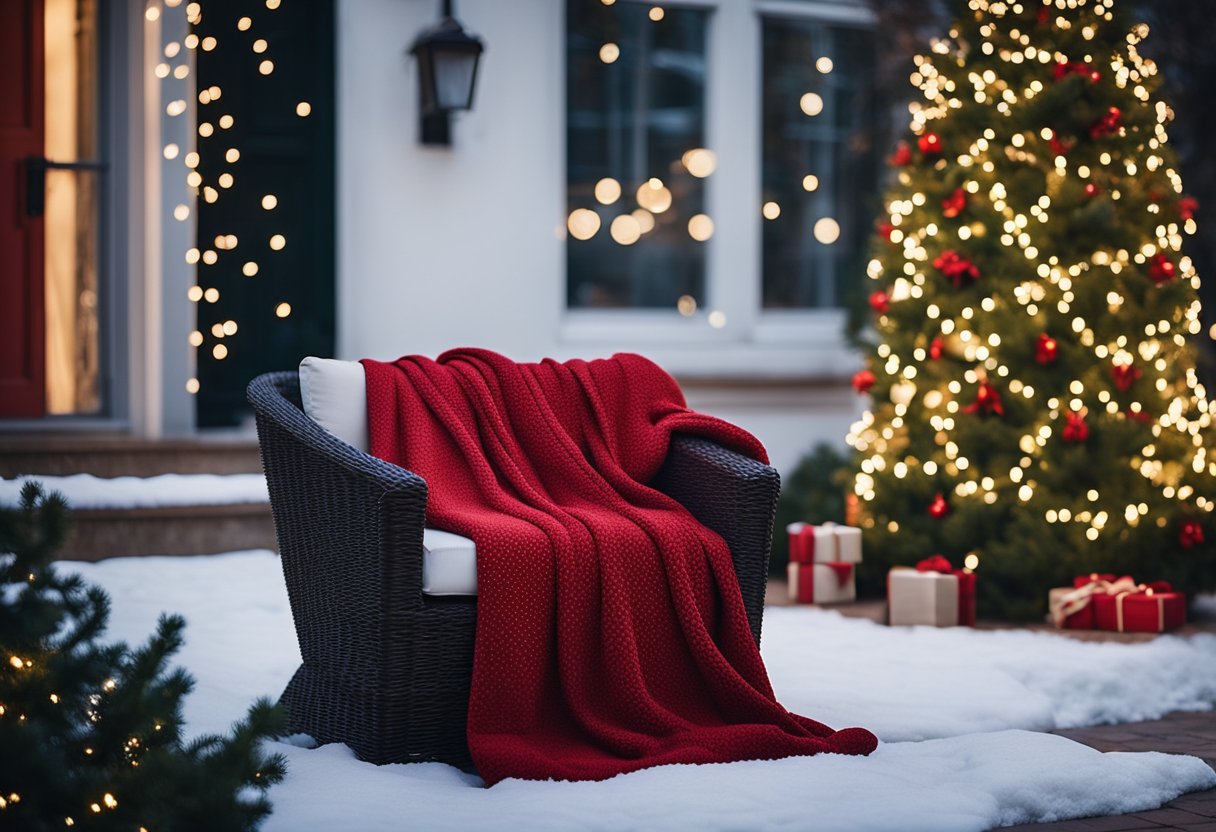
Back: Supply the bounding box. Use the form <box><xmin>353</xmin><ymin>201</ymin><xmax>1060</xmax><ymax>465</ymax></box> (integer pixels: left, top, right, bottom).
<box><xmin>298</xmin><ymin>357</ymin><xmax>479</xmax><ymax>596</ymax></box>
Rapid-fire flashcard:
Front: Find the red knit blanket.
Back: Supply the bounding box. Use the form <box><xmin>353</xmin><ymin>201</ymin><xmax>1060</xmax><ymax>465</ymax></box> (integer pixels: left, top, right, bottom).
<box><xmin>362</xmin><ymin>349</ymin><xmax>877</xmax><ymax>785</ymax></box>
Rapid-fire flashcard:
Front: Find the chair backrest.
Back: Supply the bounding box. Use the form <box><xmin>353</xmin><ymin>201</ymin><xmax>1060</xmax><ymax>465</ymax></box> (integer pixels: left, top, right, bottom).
<box><xmin>298</xmin><ymin>357</ymin><xmax>369</xmax><ymax>452</ymax></box>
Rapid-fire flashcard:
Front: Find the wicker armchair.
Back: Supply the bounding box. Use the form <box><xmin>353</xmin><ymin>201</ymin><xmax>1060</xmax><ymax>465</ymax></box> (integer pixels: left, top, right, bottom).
<box><xmin>247</xmin><ymin>370</ymin><xmax>780</xmax><ymax>771</ymax></box>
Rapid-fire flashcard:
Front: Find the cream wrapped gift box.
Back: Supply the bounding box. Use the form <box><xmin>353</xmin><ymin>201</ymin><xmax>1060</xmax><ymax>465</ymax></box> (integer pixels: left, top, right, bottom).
<box><xmin>786</xmin><ymin>522</ymin><xmax>863</xmax><ymax>564</ymax></box>
<box><xmin>887</xmin><ymin>557</ymin><xmax>976</xmax><ymax>627</ymax></box>
<box><xmin>787</xmin><ymin>562</ymin><xmax>856</xmax><ymax>605</ymax></box>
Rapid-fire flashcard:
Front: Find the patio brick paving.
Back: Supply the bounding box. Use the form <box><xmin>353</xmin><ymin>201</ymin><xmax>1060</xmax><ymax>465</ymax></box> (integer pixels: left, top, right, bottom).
<box><xmin>764</xmin><ymin>580</ymin><xmax>1216</xmax><ymax>831</ymax></box>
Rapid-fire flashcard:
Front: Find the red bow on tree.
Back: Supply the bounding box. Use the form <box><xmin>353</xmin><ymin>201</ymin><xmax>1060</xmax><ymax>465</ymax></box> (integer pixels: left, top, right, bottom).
<box><xmin>869</xmin><ymin>290</ymin><xmax>891</xmax><ymax>315</ymax></box>
<box><xmin>942</xmin><ymin>188</ymin><xmax>967</xmax><ymax>219</ymax></box>
<box><xmin>890</xmin><ymin>142</ymin><xmax>914</xmax><ymax>167</ymax></box>
<box><xmin>934</xmin><ymin>250</ymin><xmax>980</xmax><ymax>287</ymax></box>
<box><xmin>1089</xmin><ymin>106</ymin><xmax>1122</xmax><ymax>139</ymax></box>
<box><xmin>964</xmin><ymin>380</ymin><xmax>1004</xmax><ymax>415</ymax></box>
<box><xmin>929</xmin><ymin>337</ymin><xmax>945</xmax><ymax>361</ymax></box>
<box><xmin>1148</xmin><ymin>253</ymin><xmax>1177</xmax><ymax>285</ymax></box>
<box><xmin>1053</xmin><ymin>60</ymin><xmax>1100</xmax><ymax>82</ymax></box>
<box><xmin>1180</xmin><ymin>521</ymin><xmax>1205</xmax><ymax>549</ymax></box>
<box><xmin>916</xmin><ymin>554</ymin><xmax>955</xmax><ymax>573</ymax></box>
<box><xmin>1062</xmin><ymin>411</ymin><xmax>1089</xmax><ymax>443</ymax></box>
<box><xmin>852</xmin><ymin>369</ymin><xmax>876</xmax><ymax>394</ymax></box>
<box><xmin>1110</xmin><ymin>361</ymin><xmax>1141</xmax><ymax>391</ymax></box>
<box><xmin>1179</xmin><ymin>197</ymin><xmax>1199</xmax><ymax>220</ymax></box>
<box><xmin>1035</xmin><ymin>333</ymin><xmax>1059</xmax><ymax>365</ymax></box>
<box><xmin>1047</xmin><ymin>130</ymin><xmax>1072</xmax><ymax>157</ymax></box>
<box><xmin>928</xmin><ymin>493</ymin><xmax>950</xmax><ymax>519</ymax></box>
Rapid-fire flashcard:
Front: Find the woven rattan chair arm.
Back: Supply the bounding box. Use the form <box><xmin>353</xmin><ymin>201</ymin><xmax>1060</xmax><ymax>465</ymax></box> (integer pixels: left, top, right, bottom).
<box><xmin>651</xmin><ymin>435</ymin><xmax>780</xmax><ymax>646</ymax></box>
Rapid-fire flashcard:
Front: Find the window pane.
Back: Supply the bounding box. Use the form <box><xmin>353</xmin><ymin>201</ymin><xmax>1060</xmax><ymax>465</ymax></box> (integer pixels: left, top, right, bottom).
<box><xmin>566</xmin><ymin>0</ymin><xmax>709</xmax><ymax>310</ymax></box>
<box><xmin>761</xmin><ymin>17</ymin><xmax>875</xmax><ymax>309</ymax></box>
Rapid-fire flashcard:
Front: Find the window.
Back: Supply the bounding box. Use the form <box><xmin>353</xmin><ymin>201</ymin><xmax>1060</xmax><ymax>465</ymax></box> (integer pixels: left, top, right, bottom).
<box><xmin>761</xmin><ymin>16</ymin><xmax>876</xmax><ymax>310</ymax></box>
<box><xmin>566</xmin><ymin>0</ymin><xmax>710</xmax><ymax>310</ymax></box>
<box><xmin>563</xmin><ymin>0</ymin><xmax>876</xmax><ymax>362</ymax></box>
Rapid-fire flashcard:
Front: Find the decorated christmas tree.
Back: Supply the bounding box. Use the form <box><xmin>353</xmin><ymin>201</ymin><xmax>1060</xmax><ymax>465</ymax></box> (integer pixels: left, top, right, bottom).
<box><xmin>849</xmin><ymin>0</ymin><xmax>1215</xmax><ymax>619</ymax></box>
<box><xmin>0</xmin><ymin>483</ymin><xmax>286</xmax><ymax>829</ymax></box>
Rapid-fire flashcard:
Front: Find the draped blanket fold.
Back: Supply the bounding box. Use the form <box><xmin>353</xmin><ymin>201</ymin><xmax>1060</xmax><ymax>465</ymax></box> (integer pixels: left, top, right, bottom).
<box><xmin>362</xmin><ymin>349</ymin><xmax>877</xmax><ymax>786</ymax></box>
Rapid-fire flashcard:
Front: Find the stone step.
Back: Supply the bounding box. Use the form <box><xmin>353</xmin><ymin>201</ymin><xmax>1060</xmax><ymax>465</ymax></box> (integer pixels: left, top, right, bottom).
<box><xmin>62</xmin><ymin>503</ymin><xmax>276</xmax><ymax>562</ymax></box>
<box><xmin>0</xmin><ymin>434</ymin><xmax>262</xmax><ymax>478</ymax></box>
<box><xmin>1</xmin><ymin>434</ymin><xmax>272</xmax><ymax>561</ymax></box>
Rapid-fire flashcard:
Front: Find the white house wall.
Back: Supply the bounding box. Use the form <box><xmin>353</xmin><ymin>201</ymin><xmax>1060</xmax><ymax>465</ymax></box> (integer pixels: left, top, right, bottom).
<box><xmin>335</xmin><ymin>0</ymin><xmax>866</xmax><ymax>474</ymax></box>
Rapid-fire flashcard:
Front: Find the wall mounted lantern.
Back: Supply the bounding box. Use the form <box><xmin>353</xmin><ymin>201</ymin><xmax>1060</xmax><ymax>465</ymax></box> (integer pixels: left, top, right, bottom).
<box><xmin>410</xmin><ymin>0</ymin><xmax>485</xmax><ymax>146</ymax></box>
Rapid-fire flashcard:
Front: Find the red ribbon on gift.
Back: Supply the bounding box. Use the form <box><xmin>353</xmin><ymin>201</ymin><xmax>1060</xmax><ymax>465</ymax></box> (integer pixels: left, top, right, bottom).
<box><xmin>789</xmin><ymin>525</ymin><xmax>819</xmax><ymax>564</ymax></box>
<box><xmin>914</xmin><ymin>555</ymin><xmax>976</xmax><ymax>626</ymax></box>
<box><xmin>792</xmin><ymin>562</ymin><xmax>854</xmax><ymax>603</ymax></box>
<box><xmin>916</xmin><ymin>555</ymin><xmax>954</xmax><ymax>573</ymax></box>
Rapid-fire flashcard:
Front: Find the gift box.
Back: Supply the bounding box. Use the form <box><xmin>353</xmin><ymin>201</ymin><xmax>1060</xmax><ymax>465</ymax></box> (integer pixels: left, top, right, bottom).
<box><xmin>1047</xmin><ymin>587</ymin><xmax>1095</xmax><ymax>629</ymax></box>
<box><xmin>888</xmin><ymin>556</ymin><xmax>976</xmax><ymax>627</ymax></box>
<box><xmin>787</xmin><ymin>522</ymin><xmax>863</xmax><ymax>564</ymax></box>
<box><xmin>1047</xmin><ymin>574</ymin><xmax>1184</xmax><ymax>633</ymax></box>
<box><xmin>788</xmin><ymin>561</ymin><xmax>856</xmax><ymax>605</ymax></box>
<box><xmin>1092</xmin><ymin>585</ymin><xmax>1186</xmax><ymax>633</ymax></box>
<box><xmin>1047</xmin><ymin>573</ymin><xmax>1128</xmax><ymax>629</ymax></box>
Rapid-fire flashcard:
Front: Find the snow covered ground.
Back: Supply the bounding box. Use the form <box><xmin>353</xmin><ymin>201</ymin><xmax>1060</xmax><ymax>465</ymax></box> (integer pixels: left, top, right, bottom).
<box><xmin>63</xmin><ymin>551</ymin><xmax>1216</xmax><ymax>832</ymax></box>
<box><xmin>0</xmin><ymin>473</ymin><xmax>269</xmax><ymax>508</ymax></box>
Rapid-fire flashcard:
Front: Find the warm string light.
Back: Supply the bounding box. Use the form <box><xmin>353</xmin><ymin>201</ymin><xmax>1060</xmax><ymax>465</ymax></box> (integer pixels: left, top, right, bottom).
<box><xmin>148</xmin><ymin>0</ymin><xmax>305</xmax><ymax>395</ymax></box>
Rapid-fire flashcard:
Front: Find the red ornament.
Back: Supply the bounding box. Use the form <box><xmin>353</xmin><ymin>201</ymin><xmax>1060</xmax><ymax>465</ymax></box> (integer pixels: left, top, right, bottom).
<box><xmin>877</xmin><ymin>222</ymin><xmax>895</xmax><ymax>241</ymax></box>
<box><xmin>1179</xmin><ymin>197</ymin><xmax>1199</xmax><ymax>220</ymax></box>
<box><xmin>933</xmin><ymin>250</ymin><xmax>980</xmax><ymax>287</ymax></box>
<box><xmin>890</xmin><ymin>142</ymin><xmax>914</xmax><ymax>167</ymax></box>
<box><xmin>1037</xmin><ymin>6</ymin><xmax>1052</xmax><ymax>25</ymax></box>
<box><xmin>1089</xmin><ymin>106</ymin><xmax>1122</xmax><ymax>140</ymax></box>
<box><xmin>1126</xmin><ymin>408</ymin><xmax>1152</xmax><ymax>424</ymax></box>
<box><xmin>963</xmin><ymin>380</ymin><xmax>1004</xmax><ymax>416</ymax></box>
<box><xmin>1148</xmin><ymin>253</ymin><xmax>1177</xmax><ymax>285</ymax></box>
<box><xmin>852</xmin><ymin>369</ymin><xmax>876</xmax><ymax>394</ymax></box>
<box><xmin>929</xmin><ymin>337</ymin><xmax>944</xmax><ymax>361</ymax></box>
<box><xmin>869</xmin><ymin>290</ymin><xmax>891</xmax><ymax>315</ymax></box>
<box><xmin>1035</xmin><ymin>333</ymin><xmax>1059</xmax><ymax>365</ymax></box>
<box><xmin>1110</xmin><ymin>360</ymin><xmax>1142</xmax><ymax>392</ymax></box>
<box><xmin>918</xmin><ymin>132</ymin><xmax>942</xmax><ymax>156</ymax></box>
<box><xmin>941</xmin><ymin>188</ymin><xmax>967</xmax><ymax>219</ymax></box>
<box><xmin>1179</xmin><ymin>521</ymin><xmax>1205</xmax><ymax>549</ymax></box>
<box><xmin>1084</xmin><ymin>182</ymin><xmax>1100</xmax><ymax>198</ymax></box>
<box><xmin>1062</xmin><ymin>411</ymin><xmax>1089</xmax><ymax>443</ymax></box>
<box><xmin>928</xmin><ymin>493</ymin><xmax>950</xmax><ymax>519</ymax></box>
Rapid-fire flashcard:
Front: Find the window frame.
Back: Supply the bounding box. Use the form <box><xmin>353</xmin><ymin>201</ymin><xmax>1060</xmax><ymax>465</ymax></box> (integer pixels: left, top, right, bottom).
<box><xmin>560</xmin><ymin>0</ymin><xmax>877</xmax><ymax>381</ymax></box>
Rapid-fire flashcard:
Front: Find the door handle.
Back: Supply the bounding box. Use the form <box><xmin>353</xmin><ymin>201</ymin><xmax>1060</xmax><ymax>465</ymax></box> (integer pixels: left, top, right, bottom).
<box><xmin>24</xmin><ymin>156</ymin><xmax>108</xmax><ymax>218</ymax></box>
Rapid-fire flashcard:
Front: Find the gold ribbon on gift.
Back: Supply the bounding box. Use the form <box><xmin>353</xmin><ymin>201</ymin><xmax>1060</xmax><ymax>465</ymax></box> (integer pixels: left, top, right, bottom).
<box><xmin>1114</xmin><ymin>588</ymin><xmax>1164</xmax><ymax>633</ymax></box>
<box><xmin>1049</xmin><ymin>575</ymin><xmax>1139</xmax><ymax>627</ymax></box>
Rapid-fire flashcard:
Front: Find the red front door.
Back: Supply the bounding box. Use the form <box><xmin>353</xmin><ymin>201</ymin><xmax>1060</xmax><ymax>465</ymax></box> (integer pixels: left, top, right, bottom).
<box><xmin>0</xmin><ymin>0</ymin><xmax>46</xmax><ymax>418</ymax></box>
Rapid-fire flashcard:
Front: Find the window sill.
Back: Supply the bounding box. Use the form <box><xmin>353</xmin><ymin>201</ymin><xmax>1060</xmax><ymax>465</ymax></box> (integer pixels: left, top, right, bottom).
<box><xmin>558</xmin><ymin>309</ymin><xmax>861</xmax><ymax>381</ymax></box>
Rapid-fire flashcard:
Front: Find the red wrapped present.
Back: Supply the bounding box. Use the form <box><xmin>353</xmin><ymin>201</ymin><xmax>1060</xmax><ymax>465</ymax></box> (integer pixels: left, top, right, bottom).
<box><xmin>788</xmin><ymin>561</ymin><xmax>856</xmax><ymax>605</ymax></box>
<box><xmin>887</xmin><ymin>555</ymin><xmax>976</xmax><ymax>627</ymax></box>
<box><xmin>1048</xmin><ymin>573</ymin><xmax>1133</xmax><ymax>629</ymax></box>
<box><xmin>1093</xmin><ymin>584</ymin><xmax>1186</xmax><ymax>633</ymax></box>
